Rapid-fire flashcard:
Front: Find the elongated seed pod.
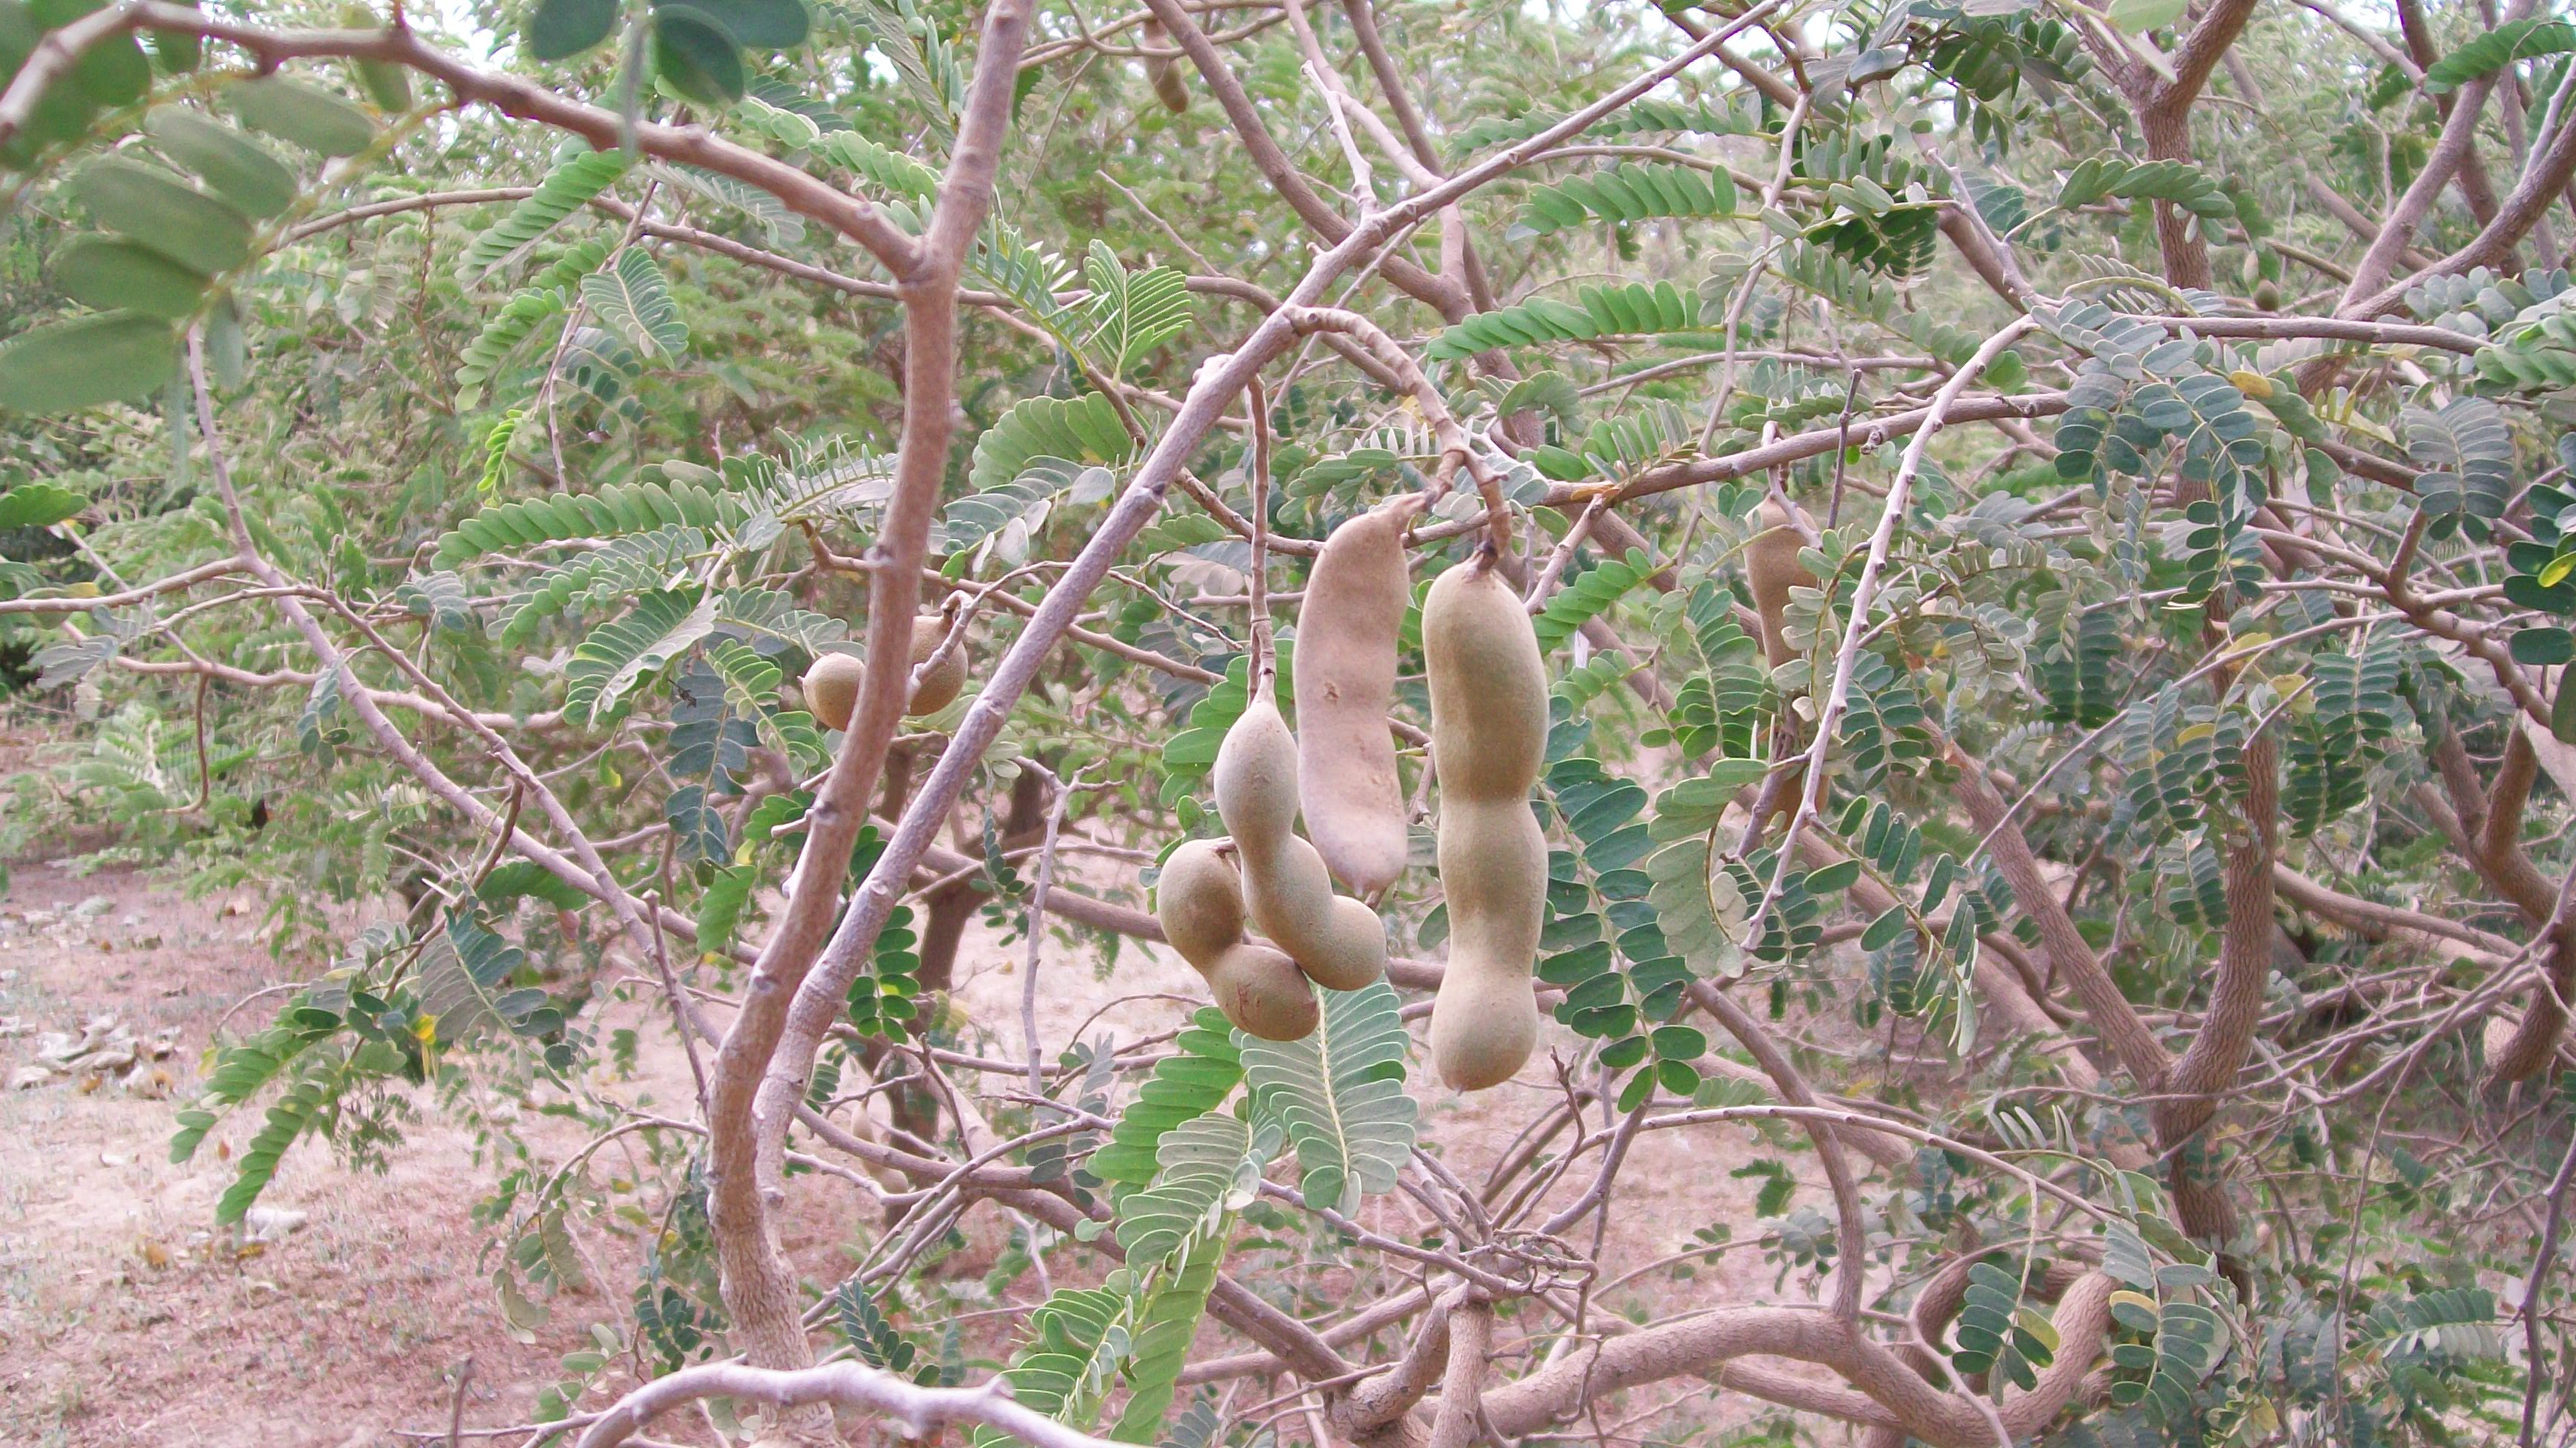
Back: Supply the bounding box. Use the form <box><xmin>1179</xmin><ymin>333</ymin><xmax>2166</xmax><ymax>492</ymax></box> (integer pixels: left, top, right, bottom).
<box><xmin>1423</xmin><ymin>559</ymin><xmax>1548</xmax><ymax>1090</ymax></box>
<box><xmin>1294</xmin><ymin>498</ymin><xmax>1419</xmax><ymax>894</ymax></box>
<box><xmin>1143</xmin><ymin>19</ymin><xmax>1189</xmax><ymax>113</ymax></box>
<box><xmin>1215</xmin><ymin>697</ymin><xmax>1390</xmax><ymax>991</ymax></box>
<box><xmin>799</xmin><ymin>613</ymin><xmax>965</xmax><ymax>730</ymax></box>
<box><xmin>1745</xmin><ymin>497</ymin><xmax>1816</xmax><ymax>668</ymax></box>
<box><xmin>1155</xmin><ymin>838</ymin><xmax>1319</xmax><ymax>1041</ymax></box>
<box><xmin>1430</xmin><ymin>796</ymin><xmax>1545</xmax><ymax>1090</ymax></box>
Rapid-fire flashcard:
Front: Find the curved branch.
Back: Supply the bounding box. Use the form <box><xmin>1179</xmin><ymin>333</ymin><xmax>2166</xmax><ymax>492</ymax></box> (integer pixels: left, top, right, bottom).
<box><xmin>15</xmin><ymin>2</ymin><xmax>921</xmax><ymax>273</ymax></box>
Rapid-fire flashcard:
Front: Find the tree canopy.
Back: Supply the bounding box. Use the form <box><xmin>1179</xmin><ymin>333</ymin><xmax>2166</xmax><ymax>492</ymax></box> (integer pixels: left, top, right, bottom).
<box><xmin>5</xmin><ymin>0</ymin><xmax>2576</xmax><ymax>1442</ymax></box>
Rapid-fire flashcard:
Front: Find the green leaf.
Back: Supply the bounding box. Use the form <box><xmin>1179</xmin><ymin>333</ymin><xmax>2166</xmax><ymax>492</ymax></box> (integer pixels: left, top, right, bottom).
<box><xmin>1534</xmin><ymin>548</ymin><xmax>1658</xmax><ymax>653</ymax></box>
<box><xmin>1081</xmin><ymin>241</ymin><xmax>1192</xmax><ymax>374</ymax></box>
<box><xmin>226</xmin><ymin>76</ymin><xmax>378</xmax><ymax>157</ymax></box>
<box><xmin>51</xmin><ymin>235</ymin><xmax>209</xmax><ymax>320</ymax></box>
<box><xmin>341</xmin><ymin>5</ymin><xmax>414</xmax><ymax>111</ymax></box>
<box><xmin>1428</xmin><ymin>281</ymin><xmax>1703</xmax><ymax>362</ymax></box>
<box><xmin>1089</xmin><ymin>1010</ymin><xmax>1243</xmax><ymax>1190</ymax></box>
<box><xmin>1114</xmin><ymin>1110</ymin><xmax>1250</xmax><ymax>1268</ymax></box>
<box><xmin>1111</xmin><ymin>1227</ymin><xmax>1224</xmax><ymax>1443</ymax></box>
<box><xmin>418</xmin><ymin>915</ymin><xmax>551</xmax><ymax>1044</ymax></box>
<box><xmin>698</xmin><ymin>0</ymin><xmax>808</xmax><ymax>49</ymax></box>
<box><xmin>498</xmin><ymin>525</ymin><xmax>705</xmax><ymax>645</ymax></box>
<box><xmin>1514</xmin><ymin>162</ymin><xmax>1737</xmax><ymax>238</ymax></box>
<box><xmin>2425</xmin><ymin>18</ymin><xmax>2575</xmax><ymax>93</ymax></box>
<box><xmin>0</xmin><ymin>479</ymin><xmax>84</xmax><ymax>527</ymax></box>
<box><xmin>527</xmin><ymin>0</ymin><xmax>620</xmax><ymax>60</ymax></box>
<box><xmin>33</xmin><ymin>0</ymin><xmax>147</xmax><ymax>106</ymax></box>
<box><xmin>2405</xmin><ymin>396</ymin><xmax>2514</xmax><ymax>519</ymax></box>
<box><xmin>0</xmin><ymin>311</ymin><xmax>176</xmax><ymax>414</ymax></box>
<box><xmin>1238</xmin><ymin>979</ymin><xmax>1417</xmax><ymax>1217</ymax></box>
<box><xmin>653</xmin><ymin>4</ymin><xmax>746</xmax><ymax>104</ymax></box>
<box><xmin>562</xmin><ymin>588</ymin><xmax>719</xmax><ymax>724</ymax></box>
<box><xmin>68</xmin><ymin>158</ymin><xmax>254</xmax><ymax>276</ymax></box>
<box><xmin>2513</xmin><ymin>627</ymin><xmax>2576</xmax><ymax>665</ymax></box>
<box><xmin>968</xmin><ymin>393</ymin><xmax>1138</xmax><ymax>494</ymax></box>
<box><xmin>431</xmin><ymin>474</ymin><xmax>743</xmax><ymax>567</ymax></box>
<box><xmin>144</xmin><ymin>109</ymin><xmax>298</xmax><ymax>220</ymax></box>
<box><xmin>459</xmin><ymin>148</ymin><xmax>629</xmax><ymax>284</ymax></box>
<box><xmin>582</xmin><ymin>246</ymin><xmax>689</xmax><ymax>359</ymax></box>
<box><xmin>2106</xmin><ymin>0</ymin><xmax>2184</xmax><ymax>30</ymax></box>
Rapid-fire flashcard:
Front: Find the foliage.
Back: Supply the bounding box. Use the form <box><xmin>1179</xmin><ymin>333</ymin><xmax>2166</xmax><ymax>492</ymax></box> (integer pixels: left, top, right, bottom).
<box><xmin>1</xmin><ymin>0</ymin><xmax>2571</xmax><ymax>1444</ymax></box>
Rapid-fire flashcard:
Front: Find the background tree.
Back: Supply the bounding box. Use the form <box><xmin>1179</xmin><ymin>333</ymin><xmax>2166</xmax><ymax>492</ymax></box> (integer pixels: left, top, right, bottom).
<box><xmin>3</xmin><ymin>0</ymin><xmax>2575</xmax><ymax>1443</ymax></box>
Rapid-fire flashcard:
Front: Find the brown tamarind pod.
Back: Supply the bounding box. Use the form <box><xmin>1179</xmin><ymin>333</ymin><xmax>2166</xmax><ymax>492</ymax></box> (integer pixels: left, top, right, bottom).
<box><xmin>1143</xmin><ymin>18</ymin><xmax>1189</xmax><ymax>113</ymax></box>
<box><xmin>1745</xmin><ymin>496</ymin><xmax>1816</xmax><ymax>668</ymax></box>
<box><xmin>1157</xmin><ymin>837</ymin><xmax>1249</xmax><ymax>960</ymax></box>
<box><xmin>1422</xmin><ymin>562</ymin><xmax>1546</xmax><ymax>798</ymax></box>
<box><xmin>905</xmin><ymin>613</ymin><xmax>967</xmax><ymax>716</ymax></box>
<box><xmin>1422</xmin><ymin>559</ymin><xmax>1548</xmax><ymax>1091</ymax></box>
<box><xmin>1154</xmin><ymin>838</ymin><xmax>1319</xmax><ymax>1041</ymax></box>
<box><xmin>1206</xmin><ymin>943</ymin><xmax>1321</xmax><ymax>1040</ymax></box>
<box><xmin>1428</xmin><ymin>797</ymin><xmax>1545</xmax><ymax>1090</ymax></box>
<box><xmin>798</xmin><ymin>614</ymin><xmax>964</xmax><ymax>731</ymax></box>
<box><xmin>801</xmin><ymin>651</ymin><xmax>867</xmax><ymax>731</ymax></box>
<box><xmin>1293</xmin><ymin>498</ymin><xmax>1421</xmax><ymax>894</ymax></box>
<box><xmin>1214</xmin><ymin>697</ymin><xmax>1390</xmax><ymax>991</ymax></box>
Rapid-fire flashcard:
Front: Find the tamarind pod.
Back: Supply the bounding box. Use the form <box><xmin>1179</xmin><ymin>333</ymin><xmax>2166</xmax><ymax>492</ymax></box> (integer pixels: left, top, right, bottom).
<box><xmin>1242</xmin><ymin>835</ymin><xmax>1387</xmax><ymax>991</ymax></box>
<box><xmin>906</xmin><ymin>614</ymin><xmax>967</xmax><ymax>716</ymax></box>
<box><xmin>1153</xmin><ymin>839</ymin><xmax>1321</xmax><ymax>1041</ymax></box>
<box><xmin>1215</xmin><ymin>697</ymin><xmax>1302</xmax><ymax>844</ymax></box>
<box><xmin>1427</xmin><ymin>796</ymin><xmax>1545</xmax><ymax>1090</ymax></box>
<box><xmin>801</xmin><ymin>651</ymin><xmax>867</xmax><ymax>732</ymax></box>
<box><xmin>799</xmin><ymin>616</ymin><xmax>965</xmax><ymax>731</ymax></box>
<box><xmin>1294</xmin><ymin>498</ymin><xmax>1419</xmax><ymax>894</ymax></box>
<box><xmin>1215</xmin><ymin>697</ymin><xmax>1389</xmax><ymax>990</ymax></box>
<box><xmin>1143</xmin><ymin>18</ymin><xmax>1189</xmax><ymax>113</ymax></box>
<box><xmin>1424</xmin><ymin>558</ymin><xmax>1549</xmax><ymax>1091</ymax></box>
<box><xmin>1207</xmin><ymin>942</ymin><xmax>1321</xmax><ymax>1041</ymax></box>
<box><xmin>1421</xmin><ymin>562</ymin><xmax>1546</xmax><ymax>800</ymax></box>
<box><xmin>1745</xmin><ymin>497</ymin><xmax>1817</xmax><ymax>668</ymax></box>
<box><xmin>1156</xmin><ymin>837</ymin><xmax>1248</xmax><ymax>961</ymax></box>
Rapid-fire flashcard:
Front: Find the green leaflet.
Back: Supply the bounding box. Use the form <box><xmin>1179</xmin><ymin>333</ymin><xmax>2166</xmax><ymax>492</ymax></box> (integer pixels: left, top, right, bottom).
<box><xmin>52</xmin><ymin>234</ymin><xmax>210</xmax><ymax>319</ymax></box>
<box><xmin>967</xmin><ymin>392</ymin><xmax>1137</xmax><ymax>495</ymax></box>
<box><xmin>458</xmin><ymin>148</ymin><xmax>628</xmax><ymax>284</ymax></box>
<box><xmin>1514</xmin><ymin>161</ymin><xmax>1738</xmax><ymax>238</ymax></box>
<box><xmin>581</xmin><ymin>246</ymin><xmax>689</xmax><ymax>359</ymax></box>
<box><xmin>68</xmin><ymin>157</ymin><xmax>252</xmax><ymax>277</ymax></box>
<box><xmin>431</xmin><ymin>475</ymin><xmax>746</xmax><ymax>568</ymax></box>
<box><xmin>561</xmin><ymin>588</ymin><xmax>718</xmax><ymax>725</ymax></box>
<box><xmin>1087</xmin><ymin>1009</ymin><xmax>1243</xmax><ymax>1192</ymax></box>
<box><xmin>143</xmin><ymin>109</ymin><xmax>296</xmax><ymax>220</ymax></box>
<box><xmin>1426</xmin><ymin>280</ymin><xmax>1705</xmax><ymax>361</ymax></box>
<box><xmin>0</xmin><ymin>310</ymin><xmax>177</xmax><ymax>414</ymax></box>
<box><xmin>2425</xmin><ymin>17</ymin><xmax>2574</xmax><ymax>93</ymax></box>
<box><xmin>497</xmin><ymin>526</ymin><xmax>706</xmax><ymax>645</ymax></box>
<box><xmin>1082</xmin><ymin>241</ymin><xmax>1192</xmax><ymax>375</ymax></box>
<box><xmin>227</xmin><ymin>76</ymin><xmax>376</xmax><ymax>157</ymax></box>
<box><xmin>1238</xmin><ymin>979</ymin><xmax>1416</xmax><ymax>1217</ymax></box>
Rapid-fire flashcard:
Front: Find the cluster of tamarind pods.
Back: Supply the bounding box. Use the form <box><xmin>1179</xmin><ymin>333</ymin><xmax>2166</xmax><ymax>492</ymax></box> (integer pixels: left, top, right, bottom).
<box><xmin>1154</xmin><ymin>494</ymin><xmax>1553</xmax><ymax>1093</ymax></box>
<box><xmin>799</xmin><ymin>490</ymin><xmax>1819</xmax><ymax>1096</ymax></box>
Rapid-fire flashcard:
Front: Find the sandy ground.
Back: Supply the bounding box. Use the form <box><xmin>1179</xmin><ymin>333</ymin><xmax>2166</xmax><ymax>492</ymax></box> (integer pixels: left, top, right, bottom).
<box><xmin>0</xmin><ymin>843</ymin><xmax>1818</xmax><ymax>1447</ymax></box>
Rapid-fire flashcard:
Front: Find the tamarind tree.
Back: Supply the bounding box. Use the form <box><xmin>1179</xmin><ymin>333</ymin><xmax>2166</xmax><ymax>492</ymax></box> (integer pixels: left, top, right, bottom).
<box><xmin>7</xmin><ymin>0</ymin><xmax>2576</xmax><ymax>1441</ymax></box>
